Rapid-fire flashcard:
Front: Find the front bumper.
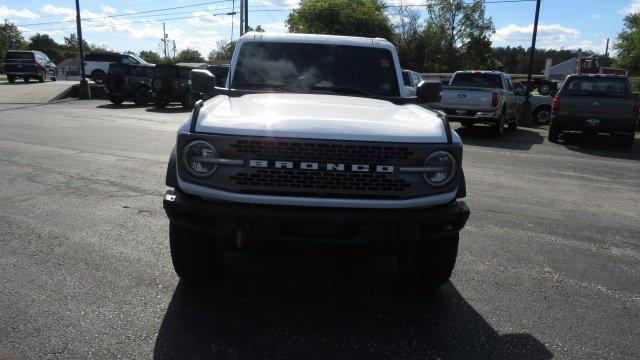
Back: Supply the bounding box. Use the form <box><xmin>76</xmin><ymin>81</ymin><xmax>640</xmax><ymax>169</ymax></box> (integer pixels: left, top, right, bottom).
<box><xmin>163</xmin><ymin>189</ymin><xmax>470</xmax><ymax>253</ymax></box>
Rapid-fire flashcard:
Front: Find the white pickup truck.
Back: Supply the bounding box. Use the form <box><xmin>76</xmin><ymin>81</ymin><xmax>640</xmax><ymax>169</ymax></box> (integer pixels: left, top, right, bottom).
<box><xmin>163</xmin><ymin>32</ymin><xmax>470</xmax><ymax>288</ymax></box>
<box><xmin>433</xmin><ymin>70</ymin><xmax>519</xmax><ymax>136</ymax></box>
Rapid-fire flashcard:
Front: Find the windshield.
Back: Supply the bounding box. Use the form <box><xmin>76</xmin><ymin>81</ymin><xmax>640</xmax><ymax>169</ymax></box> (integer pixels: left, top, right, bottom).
<box><xmin>129</xmin><ymin>54</ymin><xmax>149</xmax><ymax>64</ymax></box>
<box><xmin>450</xmin><ymin>73</ymin><xmax>502</xmax><ymax>88</ymax></box>
<box><xmin>232</xmin><ymin>42</ymin><xmax>400</xmax><ymax>97</ymax></box>
<box><xmin>5</xmin><ymin>51</ymin><xmax>34</xmax><ymax>60</ymax></box>
<box><xmin>563</xmin><ymin>77</ymin><xmax>630</xmax><ymax>98</ymax></box>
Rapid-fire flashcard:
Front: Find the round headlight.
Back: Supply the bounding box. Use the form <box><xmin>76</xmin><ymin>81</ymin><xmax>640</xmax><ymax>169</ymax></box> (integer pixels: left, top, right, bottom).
<box><xmin>423</xmin><ymin>151</ymin><xmax>456</xmax><ymax>187</ymax></box>
<box><xmin>182</xmin><ymin>140</ymin><xmax>218</xmax><ymax>177</ymax></box>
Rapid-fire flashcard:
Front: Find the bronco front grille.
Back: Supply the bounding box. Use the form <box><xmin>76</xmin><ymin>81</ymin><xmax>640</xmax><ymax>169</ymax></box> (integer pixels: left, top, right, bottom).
<box><xmin>230</xmin><ymin>139</ymin><xmax>414</xmax><ymax>163</ymax></box>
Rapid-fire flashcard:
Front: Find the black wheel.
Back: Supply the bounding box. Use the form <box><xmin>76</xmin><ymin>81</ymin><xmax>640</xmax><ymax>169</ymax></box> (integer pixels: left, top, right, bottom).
<box><xmin>618</xmin><ymin>133</ymin><xmax>635</xmax><ymax>150</ymax></box>
<box><xmin>181</xmin><ymin>92</ymin><xmax>196</xmax><ymax>110</ymax></box>
<box><xmin>7</xmin><ymin>75</ymin><xmax>16</xmax><ymax>83</ymax></box>
<box><xmin>532</xmin><ymin>106</ymin><xmax>552</xmax><ymax>125</ymax></box>
<box><xmin>51</xmin><ymin>76</ymin><xmax>57</xmax><ymax>81</ymax></box>
<box><xmin>92</xmin><ymin>70</ymin><xmax>106</xmax><ymax>84</ymax></box>
<box><xmin>548</xmin><ymin>123</ymin><xmax>561</xmax><ymax>143</ymax></box>
<box><xmin>109</xmin><ymin>95</ymin><xmax>124</xmax><ymax>105</ymax></box>
<box><xmin>155</xmin><ymin>99</ymin><xmax>168</xmax><ymax>108</ymax></box>
<box><xmin>169</xmin><ymin>221</ymin><xmax>224</xmax><ymax>282</ymax></box>
<box><xmin>399</xmin><ymin>232</ymin><xmax>459</xmax><ymax>288</ymax></box>
<box><xmin>134</xmin><ymin>88</ymin><xmax>150</xmax><ymax>106</ymax></box>
<box><xmin>23</xmin><ymin>77</ymin><xmax>29</xmax><ymax>83</ymax></box>
<box><xmin>508</xmin><ymin>118</ymin><xmax>518</xmax><ymax>132</ymax></box>
<box><xmin>493</xmin><ymin>113</ymin><xmax>505</xmax><ymax>137</ymax></box>
<box><xmin>460</xmin><ymin>120</ymin><xmax>474</xmax><ymax>128</ymax></box>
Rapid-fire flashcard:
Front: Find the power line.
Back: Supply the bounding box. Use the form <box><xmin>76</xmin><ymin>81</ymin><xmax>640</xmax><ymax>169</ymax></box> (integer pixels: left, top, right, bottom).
<box><xmin>15</xmin><ymin>0</ymin><xmax>233</xmax><ymax>27</ymax></box>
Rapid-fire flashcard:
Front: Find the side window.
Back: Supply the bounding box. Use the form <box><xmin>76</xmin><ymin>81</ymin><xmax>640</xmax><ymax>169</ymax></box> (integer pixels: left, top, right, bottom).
<box><xmin>504</xmin><ymin>76</ymin><xmax>513</xmax><ymax>91</ymax></box>
<box><xmin>122</xmin><ymin>56</ymin><xmax>137</xmax><ymax>65</ymax></box>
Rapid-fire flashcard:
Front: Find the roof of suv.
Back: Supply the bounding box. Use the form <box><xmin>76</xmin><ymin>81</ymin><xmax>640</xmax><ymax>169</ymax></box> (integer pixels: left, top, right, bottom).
<box><xmin>237</xmin><ymin>32</ymin><xmax>395</xmax><ymax>49</ymax></box>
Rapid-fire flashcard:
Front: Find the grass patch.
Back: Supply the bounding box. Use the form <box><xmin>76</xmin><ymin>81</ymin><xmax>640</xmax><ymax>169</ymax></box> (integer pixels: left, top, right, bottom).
<box><xmin>0</xmin><ymin>75</ymin><xmax>6</xmax><ymax>82</ymax></box>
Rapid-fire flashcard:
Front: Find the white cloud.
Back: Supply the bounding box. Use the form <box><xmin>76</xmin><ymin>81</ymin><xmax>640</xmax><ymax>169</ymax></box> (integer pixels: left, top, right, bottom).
<box><xmin>591</xmin><ymin>13</ymin><xmax>602</xmax><ymax>19</ymax></box>
<box><xmin>40</xmin><ymin>4</ymin><xmax>75</xmax><ymax>17</ymax></box>
<box><xmin>188</xmin><ymin>11</ymin><xmax>234</xmax><ymax>28</ymax></box>
<box><xmin>0</xmin><ymin>5</ymin><xmax>40</xmax><ymax>19</ymax></box>
<box><xmin>492</xmin><ymin>23</ymin><xmax>605</xmax><ymax>51</ymax></box>
<box><xmin>623</xmin><ymin>0</ymin><xmax>640</xmax><ymax>14</ymax></box>
<box><xmin>102</xmin><ymin>6</ymin><xmax>117</xmax><ymax>14</ymax></box>
<box><xmin>261</xmin><ymin>21</ymin><xmax>288</xmax><ymax>33</ymax></box>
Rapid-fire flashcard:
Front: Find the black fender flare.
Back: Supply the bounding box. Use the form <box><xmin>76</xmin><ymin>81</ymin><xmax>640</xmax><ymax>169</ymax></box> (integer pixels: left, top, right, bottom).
<box><xmin>166</xmin><ymin>146</ymin><xmax>178</xmax><ymax>188</ymax></box>
<box><xmin>456</xmin><ymin>168</ymin><xmax>466</xmax><ymax>199</ymax></box>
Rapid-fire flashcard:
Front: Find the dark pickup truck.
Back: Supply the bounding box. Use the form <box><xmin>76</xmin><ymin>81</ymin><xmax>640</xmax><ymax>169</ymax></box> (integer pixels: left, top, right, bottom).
<box><xmin>3</xmin><ymin>50</ymin><xmax>57</xmax><ymax>83</ymax></box>
<box><xmin>549</xmin><ymin>74</ymin><xmax>637</xmax><ymax>149</ymax></box>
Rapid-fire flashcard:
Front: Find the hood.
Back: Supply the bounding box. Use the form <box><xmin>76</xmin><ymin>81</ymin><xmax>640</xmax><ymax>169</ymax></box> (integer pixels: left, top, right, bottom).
<box><xmin>194</xmin><ymin>93</ymin><xmax>449</xmax><ymax>143</ymax></box>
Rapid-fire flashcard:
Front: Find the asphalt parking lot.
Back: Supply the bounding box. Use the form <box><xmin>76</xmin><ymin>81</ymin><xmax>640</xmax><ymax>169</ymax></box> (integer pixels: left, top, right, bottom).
<box><xmin>0</xmin><ymin>99</ymin><xmax>639</xmax><ymax>359</ymax></box>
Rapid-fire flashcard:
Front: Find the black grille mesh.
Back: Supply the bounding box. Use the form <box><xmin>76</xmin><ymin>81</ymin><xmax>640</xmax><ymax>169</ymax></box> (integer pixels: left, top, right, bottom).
<box><xmin>231</xmin><ymin>169</ymin><xmax>410</xmax><ymax>192</ymax></box>
<box><xmin>230</xmin><ymin>139</ymin><xmax>414</xmax><ymax>163</ymax></box>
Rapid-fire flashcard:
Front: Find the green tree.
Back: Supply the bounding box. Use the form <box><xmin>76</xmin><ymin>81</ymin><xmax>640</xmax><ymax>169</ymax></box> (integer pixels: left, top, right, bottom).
<box><xmin>208</xmin><ymin>40</ymin><xmax>235</xmax><ymax>62</ymax></box>
<box><xmin>61</xmin><ymin>33</ymin><xmax>91</xmax><ymax>60</ymax></box>
<box><xmin>248</xmin><ymin>24</ymin><xmax>265</xmax><ymax>32</ymax></box>
<box><xmin>425</xmin><ymin>0</ymin><xmax>495</xmax><ymax>71</ymax></box>
<box><xmin>139</xmin><ymin>50</ymin><xmax>162</xmax><ymax>64</ymax></box>
<box><xmin>175</xmin><ymin>48</ymin><xmax>205</xmax><ymax>63</ymax></box>
<box><xmin>615</xmin><ymin>13</ymin><xmax>640</xmax><ymax>74</ymax></box>
<box><xmin>28</xmin><ymin>33</ymin><xmax>63</xmax><ymax>63</ymax></box>
<box><xmin>287</xmin><ymin>0</ymin><xmax>393</xmax><ymax>40</ymax></box>
<box><xmin>0</xmin><ymin>20</ymin><xmax>26</xmax><ymax>61</ymax></box>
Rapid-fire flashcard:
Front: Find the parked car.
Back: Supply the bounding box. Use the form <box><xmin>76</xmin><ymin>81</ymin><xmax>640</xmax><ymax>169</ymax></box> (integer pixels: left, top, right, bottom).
<box><xmin>165</xmin><ymin>32</ymin><xmax>469</xmax><ymax>288</ymax></box>
<box><xmin>549</xmin><ymin>74</ymin><xmax>637</xmax><ymax>149</ymax></box>
<box><xmin>432</xmin><ymin>70</ymin><xmax>518</xmax><ymax>136</ymax></box>
<box><xmin>104</xmin><ymin>63</ymin><xmax>155</xmax><ymax>105</ymax></box>
<box><xmin>513</xmin><ymin>80</ymin><xmax>558</xmax><ymax>125</ymax></box>
<box><xmin>402</xmin><ymin>69</ymin><xmax>422</xmax><ymax>97</ymax></box>
<box><xmin>207</xmin><ymin>65</ymin><xmax>229</xmax><ymax>87</ymax></box>
<box><xmin>3</xmin><ymin>50</ymin><xmax>56</xmax><ymax>83</ymax></box>
<box><xmin>84</xmin><ymin>52</ymin><xmax>150</xmax><ymax>83</ymax></box>
<box><xmin>151</xmin><ymin>63</ymin><xmax>201</xmax><ymax>109</ymax></box>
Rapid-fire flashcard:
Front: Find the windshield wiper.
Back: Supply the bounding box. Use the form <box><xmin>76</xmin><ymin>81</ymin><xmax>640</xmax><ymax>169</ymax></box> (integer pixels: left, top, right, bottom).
<box><xmin>310</xmin><ymin>85</ymin><xmax>380</xmax><ymax>97</ymax></box>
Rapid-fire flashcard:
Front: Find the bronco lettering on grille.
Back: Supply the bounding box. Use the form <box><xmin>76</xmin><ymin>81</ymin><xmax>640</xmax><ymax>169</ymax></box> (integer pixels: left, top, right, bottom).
<box><xmin>248</xmin><ymin>160</ymin><xmax>394</xmax><ymax>173</ymax></box>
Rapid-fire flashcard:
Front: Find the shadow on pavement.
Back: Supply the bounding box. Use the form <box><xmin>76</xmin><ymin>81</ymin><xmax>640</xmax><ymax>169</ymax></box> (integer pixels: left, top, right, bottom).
<box><xmin>146</xmin><ymin>106</ymin><xmax>191</xmax><ymax>114</ymax></box>
<box><xmin>559</xmin><ymin>132</ymin><xmax>639</xmax><ymax>160</ymax></box>
<box><xmin>154</xmin><ymin>253</ymin><xmax>552</xmax><ymax>360</ymax></box>
<box><xmin>453</xmin><ymin>125</ymin><xmax>544</xmax><ymax>150</ymax></box>
<box><xmin>96</xmin><ymin>103</ymin><xmax>145</xmax><ymax>109</ymax></box>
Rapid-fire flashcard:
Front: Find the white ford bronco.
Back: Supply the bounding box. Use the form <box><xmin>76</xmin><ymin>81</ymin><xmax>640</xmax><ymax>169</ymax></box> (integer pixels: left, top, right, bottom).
<box><xmin>163</xmin><ymin>32</ymin><xmax>470</xmax><ymax>287</ymax></box>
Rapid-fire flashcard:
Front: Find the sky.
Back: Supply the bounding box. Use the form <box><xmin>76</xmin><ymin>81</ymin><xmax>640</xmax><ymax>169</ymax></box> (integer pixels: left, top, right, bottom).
<box><xmin>1</xmin><ymin>0</ymin><xmax>639</xmax><ymax>59</ymax></box>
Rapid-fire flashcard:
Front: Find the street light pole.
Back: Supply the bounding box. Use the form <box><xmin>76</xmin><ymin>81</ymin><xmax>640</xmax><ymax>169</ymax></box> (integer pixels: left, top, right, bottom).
<box><xmin>75</xmin><ymin>0</ymin><xmax>90</xmax><ymax>99</ymax></box>
<box><xmin>520</xmin><ymin>0</ymin><xmax>541</xmax><ymax>125</ymax></box>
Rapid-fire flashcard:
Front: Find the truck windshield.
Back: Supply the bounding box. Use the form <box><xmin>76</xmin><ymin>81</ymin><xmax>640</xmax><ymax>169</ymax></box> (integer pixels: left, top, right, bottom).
<box><xmin>232</xmin><ymin>42</ymin><xmax>400</xmax><ymax>97</ymax></box>
<box><xmin>5</xmin><ymin>52</ymin><xmax>34</xmax><ymax>60</ymax></box>
<box><xmin>563</xmin><ymin>77</ymin><xmax>629</xmax><ymax>98</ymax></box>
<box><xmin>450</xmin><ymin>73</ymin><xmax>502</xmax><ymax>88</ymax></box>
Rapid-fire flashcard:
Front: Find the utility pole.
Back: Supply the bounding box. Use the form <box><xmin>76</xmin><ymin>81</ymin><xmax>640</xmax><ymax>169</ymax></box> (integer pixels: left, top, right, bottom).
<box><xmin>519</xmin><ymin>0</ymin><xmax>542</xmax><ymax>125</ymax></box>
<box><xmin>162</xmin><ymin>23</ymin><xmax>168</xmax><ymax>61</ymax></box>
<box><xmin>604</xmin><ymin>38</ymin><xmax>610</xmax><ymax>67</ymax></box>
<box><xmin>244</xmin><ymin>0</ymin><xmax>249</xmax><ymax>34</ymax></box>
<box><xmin>75</xmin><ymin>0</ymin><xmax>90</xmax><ymax>99</ymax></box>
<box><xmin>231</xmin><ymin>0</ymin><xmax>234</xmax><ymax>41</ymax></box>
<box><xmin>239</xmin><ymin>0</ymin><xmax>244</xmax><ymax>36</ymax></box>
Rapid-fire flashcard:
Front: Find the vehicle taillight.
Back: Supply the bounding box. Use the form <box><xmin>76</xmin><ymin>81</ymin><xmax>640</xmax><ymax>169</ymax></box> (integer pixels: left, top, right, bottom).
<box><xmin>491</xmin><ymin>92</ymin><xmax>499</xmax><ymax>108</ymax></box>
<box><xmin>552</xmin><ymin>96</ymin><xmax>560</xmax><ymax>111</ymax></box>
<box><xmin>35</xmin><ymin>61</ymin><xmax>44</xmax><ymax>68</ymax></box>
<box><xmin>634</xmin><ymin>99</ymin><xmax>640</xmax><ymax>118</ymax></box>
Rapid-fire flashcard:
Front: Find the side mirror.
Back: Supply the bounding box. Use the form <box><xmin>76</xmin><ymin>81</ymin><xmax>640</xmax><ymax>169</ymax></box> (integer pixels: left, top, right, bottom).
<box><xmin>416</xmin><ymin>80</ymin><xmax>442</xmax><ymax>103</ymax></box>
<box><xmin>189</xmin><ymin>69</ymin><xmax>217</xmax><ymax>97</ymax></box>
<box><xmin>538</xmin><ymin>84</ymin><xmax>551</xmax><ymax>96</ymax></box>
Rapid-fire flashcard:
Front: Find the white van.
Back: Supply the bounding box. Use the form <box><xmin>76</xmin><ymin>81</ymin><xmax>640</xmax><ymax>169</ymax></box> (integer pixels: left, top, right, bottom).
<box><xmin>84</xmin><ymin>53</ymin><xmax>150</xmax><ymax>83</ymax></box>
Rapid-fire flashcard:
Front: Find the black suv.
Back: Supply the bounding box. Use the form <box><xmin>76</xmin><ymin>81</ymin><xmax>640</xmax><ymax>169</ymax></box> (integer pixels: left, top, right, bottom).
<box><xmin>105</xmin><ymin>63</ymin><xmax>155</xmax><ymax>105</ymax></box>
<box><xmin>151</xmin><ymin>63</ymin><xmax>202</xmax><ymax>109</ymax></box>
<box><xmin>3</xmin><ymin>50</ymin><xmax>57</xmax><ymax>83</ymax></box>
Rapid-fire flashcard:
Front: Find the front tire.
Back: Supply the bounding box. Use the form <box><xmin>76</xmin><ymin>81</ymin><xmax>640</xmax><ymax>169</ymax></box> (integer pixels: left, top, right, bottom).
<box><xmin>493</xmin><ymin>113</ymin><xmax>505</xmax><ymax>137</ymax></box>
<box><xmin>398</xmin><ymin>232</ymin><xmax>459</xmax><ymax>288</ymax></box>
<box><xmin>532</xmin><ymin>106</ymin><xmax>552</xmax><ymax>125</ymax></box>
<box><xmin>134</xmin><ymin>88</ymin><xmax>149</xmax><ymax>106</ymax></box>
<box><xmin>548</xmin><ymin>123</ymin><xmax>561</xmax><ymax>143</ymax></box>
<box><xmin>109</xmin><ymin>95</ymin><xmax>124</xmax><ymax>105</ymax></box>
<box><xmin>618</xmin><ymin>133</ymin><xmax>635</xmax><ymax>150</ymax></box>
<box><xmin>169</xmin><ymin>221</ymin><xmax>224</xmax><ymax>282</ymax></box>
<box><xmin>92</xmin><ymin>70</ymin><xmax>106</xmax><ymax>84</ymax></box>
<box><xmin>7</xmin><ymin>75</ymin><xmax>16</xmax><ymax>83</ymax></box>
